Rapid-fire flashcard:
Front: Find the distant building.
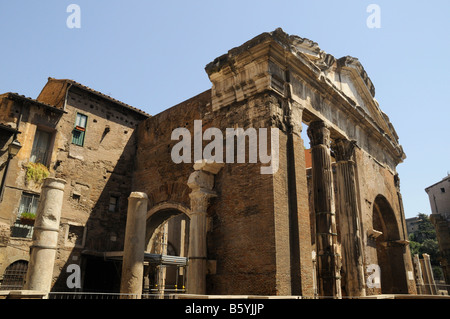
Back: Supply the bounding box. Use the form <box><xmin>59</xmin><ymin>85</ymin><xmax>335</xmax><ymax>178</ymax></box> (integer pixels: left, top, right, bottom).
<box><xmin>426</xmin><ymin>175</ymin><xmax>450</xmax><ymax>294</ymax></box>
<box><xmin>426</xmin><ymin>175</ymin><xmax>450</xmax><ymax>220</ymax></box>
<box><xmin>406</xmin><ymin>216</ymin><xmax>423</xmax><ymax>235</ymax></box>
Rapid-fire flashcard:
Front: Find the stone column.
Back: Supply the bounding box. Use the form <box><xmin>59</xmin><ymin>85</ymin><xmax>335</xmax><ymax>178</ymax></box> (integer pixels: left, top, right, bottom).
<box><xmin>186</xmin><ymin>161</ymin><xmax>223</xmax><ymax>295</ymax></box>
<box><xmin>332</xmin><ymin>139</ymin><xmax>365</xmax><ymax>297</ymax></box>
<box><xmin>422</xmin><ymin>253</ymin><xmax>438</xmax><ymax>295</ymax></box>
<box><xmin>120</xmin><ymin>192</ymin><xmax>148</xmax><ymax>299</ymax></box>
<box><xmin>413</xmin><ymin>254</ymin><xmax>425</xmax><ymax>295</ymax></box>
<box><xmin>25</xmin><ymin>178</ymin><xmax>66</xmax><ymax>293</ymax></box>
<box><xmin>284</xmin><ymin>99</ymin><xmax>314</xmax><ymax>296</ymax></box>
<box><xmin>307</xmin><ymin>121</ymin><xmax>341</xmax><ymax>299</ymax></box>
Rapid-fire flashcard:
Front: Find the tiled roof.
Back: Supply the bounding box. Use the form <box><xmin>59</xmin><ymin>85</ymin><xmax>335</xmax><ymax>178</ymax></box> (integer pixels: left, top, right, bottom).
<box><xmin>0</xmin><ymin>122</ymin><xmax>20</xmax><ymax>134</ymax></box>
<box><xmin>47</xmin><ymin>77</ymin><xmax>151</xmax><ymax>118</ymax></box>
<box><xmin>0</xmin><ymin>92</ymin><xmax>66</xmax><ymax>114</ymax></box>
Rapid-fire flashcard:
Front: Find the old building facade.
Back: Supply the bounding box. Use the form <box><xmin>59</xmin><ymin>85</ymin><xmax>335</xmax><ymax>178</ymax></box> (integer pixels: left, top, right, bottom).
<box><xmin>0</xmin><ymin>79</ymin><xmax>149</xmax><ymax>292</ymax></box>
<box><xmin>1</xmin><ymin>28</ymin><xmax>416</xmax><ymax>298</ymax></box>
<box><xmin>426</xmin><ymin>175</ymin><xmax>450</xmax><ymax>293</ymax></box>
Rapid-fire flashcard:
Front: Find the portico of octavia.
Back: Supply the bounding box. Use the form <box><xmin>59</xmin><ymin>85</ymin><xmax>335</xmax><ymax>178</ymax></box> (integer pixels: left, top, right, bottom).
<box><xmin>125</xmin><ymin>28</ymin><xmax>416</xmax><ymax>298</ymax></box>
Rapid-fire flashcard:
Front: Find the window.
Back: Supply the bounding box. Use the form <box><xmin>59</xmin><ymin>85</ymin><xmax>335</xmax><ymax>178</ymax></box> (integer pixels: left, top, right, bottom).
<box><xmin>72</xmin><ymin>193</ymin><xmax>81</xmax><ymax>202</ymax></box>
<box><xmin>0</xmin><ymin>260</ymin><xmax>28</xmax><ymax>290</ymax></box>
<box><xmin>66</xmin><ymin>224</ymin><xmax>86</xmax><ymax>248</ymax></box>
<box><xmin>109</xmin><ymin>196</ymin><xmax>119</xmax><ymax>212</ymax></box>
<box><xmin>18</xmin><ymin>193</ymin><xmax>40</xmax><ymax>216</ymax></box>
<box><xmin>30</xmin><ymin>129</ymin><xmax>52</xmax><ymax>165</ymax></box>
<box><xmin>10</xmin><ymin>193</ymin><xmax>40</xmax><ymax>238</ymax></box>
<box><xmin>72</xmin><ymin>113</ymin><xmax>87</xmax><ymax>146</ymax></box>
<box><xmin>441</xmin><ymin>188</ymin><xmax>446</xmax><ymax>193</ymax></box>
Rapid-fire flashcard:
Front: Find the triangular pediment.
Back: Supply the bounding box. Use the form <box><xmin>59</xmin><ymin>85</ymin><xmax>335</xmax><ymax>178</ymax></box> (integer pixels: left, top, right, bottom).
<box><xmin>320</xmin><ymin>56</ymin><xmax>400</xmax><ymax>146</ymax></box>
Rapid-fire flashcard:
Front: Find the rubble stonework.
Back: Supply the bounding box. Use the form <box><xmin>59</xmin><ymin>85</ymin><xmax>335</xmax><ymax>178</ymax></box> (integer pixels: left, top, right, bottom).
<box><xmin>0</xmin><ymin>28</ymin><xmax>417</xmax><ymax>298</ymax></box>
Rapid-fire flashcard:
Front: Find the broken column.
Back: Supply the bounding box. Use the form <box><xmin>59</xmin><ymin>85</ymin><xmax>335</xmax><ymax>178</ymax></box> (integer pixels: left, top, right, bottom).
<box><xmin>120</xmin><ymin>192</ymin><xmax>148</xmax><ymax>299</ymax></box>
<box><xmin>332</xmin><ymin>139</ymin><xmax>365</xmax><ymax>297</ymax></box>
<box><xmin>186</xmin><ymin>161</ymin><xmax>223</xmax><ymax>295</ymax></box>
<box><xmin>307</xmin><ymin>121</ymin><xmax>342</xmax><ymax>299</ymax></box>
<box><xmin>413</xmin><ymin>254</ymin><xmax>425</xmax><ymax>294</ymax></box>
<box><xmin>421</xmin><ymin>253</ymin><xmax>438</xmax><ymax>295</ymax></box>
<box><xmin>25</xmin><ymin>177</ymin><xmax>66</xmax><ymax>293</ymax></box>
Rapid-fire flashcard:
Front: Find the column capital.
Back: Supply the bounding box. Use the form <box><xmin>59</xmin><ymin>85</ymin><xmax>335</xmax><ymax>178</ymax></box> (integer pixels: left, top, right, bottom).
<box><xmin>307</xmin><ymin>121</ymin><xmax>331</xmax><ymax>147</ymax></box>
<box><xmin>286</xmin><ymin>100</ymin><xmax>304</xmax><ymax>136</ymax></box>
<box><xmin>42</xmin><ymin>177</ymin><xmax>66</xmax><ymax>191</ymax></box>
<box><xmin>187</xmin><ymin>170</ymin><xmax>214</xmax><ymax>191</ymax></box>
<box><xmin>332</xmin><ymin>139</ymin><xmax>356</xmax><ymax>162</ymax></box>
<box><xmin>189</xmin><ymin>189</ymin><xmax>217</xmax><ymax>213</ymax></box>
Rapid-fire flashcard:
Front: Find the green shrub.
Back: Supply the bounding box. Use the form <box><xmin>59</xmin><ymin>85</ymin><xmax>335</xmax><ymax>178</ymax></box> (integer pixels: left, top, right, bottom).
<box><xmin>26</xmin><ymin>162</ymin><xmax>49</xmax><ymax>184</ymax></box>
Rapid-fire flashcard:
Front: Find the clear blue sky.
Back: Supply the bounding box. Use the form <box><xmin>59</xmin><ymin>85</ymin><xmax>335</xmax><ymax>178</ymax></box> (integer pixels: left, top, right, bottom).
<box><xmin>1</xmin><ymin>1</ymin><xmax>449</xmax><ymax>218</ymax></box>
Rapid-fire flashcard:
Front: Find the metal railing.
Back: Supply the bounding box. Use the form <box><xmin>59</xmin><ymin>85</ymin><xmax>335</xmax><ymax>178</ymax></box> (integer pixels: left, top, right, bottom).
<box><xmin>48</xmin><ymin>291</ymin><xmax>182</xmax><ymax>299</ymax></box>
<box><xmin>48</xmin><ymin>292</ymin><xmax>139</xmax><ymax>299</ymax></box>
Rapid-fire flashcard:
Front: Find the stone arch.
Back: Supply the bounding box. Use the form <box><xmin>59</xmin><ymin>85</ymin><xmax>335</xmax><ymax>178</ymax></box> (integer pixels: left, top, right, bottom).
<box><xmin>147</xmin><ymin>182</ymin><xmax>191</xmax><ymax>208</ymax></box>
<box><xmin>372</xmin><ymin>194</ymin><xmax>408</xmax><ymax>294</ymax></box>
<box><xmin>144</xmin><ymin>202</ymin><xmax>191</xmax><ymax>294</ymax></box>
<box><xmin>145</xmin><ymin>201</ymin><xmax>191</xmax><ymax>249</ymax></box>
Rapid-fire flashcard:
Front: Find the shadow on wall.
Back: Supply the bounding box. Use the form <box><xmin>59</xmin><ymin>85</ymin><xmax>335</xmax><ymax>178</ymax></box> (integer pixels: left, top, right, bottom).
<box><xmin>52</xmin><ymin>129</ymin><xmax>138</xmax><ymax>293</ymax></box>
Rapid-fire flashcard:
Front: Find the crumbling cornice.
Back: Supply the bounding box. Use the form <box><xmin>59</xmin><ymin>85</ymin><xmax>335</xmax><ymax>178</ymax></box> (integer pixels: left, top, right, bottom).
<box><xmin>204</xmin><ymin>27</ymin><xmax>406</xmax><ymax>168</ymax></box>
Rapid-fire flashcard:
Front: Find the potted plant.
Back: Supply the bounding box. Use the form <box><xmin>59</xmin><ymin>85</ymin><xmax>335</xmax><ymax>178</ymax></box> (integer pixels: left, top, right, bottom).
<box><xmin>20</xmin><ymin>212</ymin><xmax>36</xmax><ymax>226</ymax></box>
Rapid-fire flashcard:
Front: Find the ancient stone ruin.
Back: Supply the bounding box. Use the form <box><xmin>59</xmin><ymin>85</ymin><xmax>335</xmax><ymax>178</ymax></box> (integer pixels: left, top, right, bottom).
<box><xmin>0</xmin><ymin>28</ymin><xmax>418</xmax><ymax>298</ymax></box>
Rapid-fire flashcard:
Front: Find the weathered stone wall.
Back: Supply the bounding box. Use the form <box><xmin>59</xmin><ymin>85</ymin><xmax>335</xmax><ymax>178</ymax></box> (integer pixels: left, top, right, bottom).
<box><xmin>50</xmin><ymin>86</ymin><xmax>146</xmax><ymax>290</ymax></box>
<box><xmin>0</xmin><ymin>95</ymin><xmax>63</xmax><ymax>279</ymax></box>
<box><xmin>0</xmin><ymin>83</ymin><xmax>148</xmax><ymax>291</ymax></box>
<box><xmin>354</xmin><ymin>147</ymin><xmax>416</xmax><ymax>294</ymax></box>
<box><xmin>206</xmin><ymin>94</ymin><xmax>277</xmax><ymax>296</ymax></box>
<box><xmin>426</xmin><ymin>176</ymin><xmax>450</xmax><ymax>219</ymax></box>
<box><xmin>0</xmin><ymin>96</ymin><xmax>61</xmax><ymax>225</ymax></box>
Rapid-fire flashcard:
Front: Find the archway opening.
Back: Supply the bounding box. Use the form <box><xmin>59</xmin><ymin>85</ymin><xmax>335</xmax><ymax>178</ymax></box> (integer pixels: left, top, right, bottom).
<box><xmin>372</xmin><ymin>195</ymin><xmax>408</xmax><ymax>294</ymax></box>
<box><xmin>144</xmin><ymin>206</ymin><xmax>190</xmax><ymax>297</ymax></box>
<box><xmin>0</xmin><ymin>260</ymin><xmax>28</xmax><ymax>291</ymax></box>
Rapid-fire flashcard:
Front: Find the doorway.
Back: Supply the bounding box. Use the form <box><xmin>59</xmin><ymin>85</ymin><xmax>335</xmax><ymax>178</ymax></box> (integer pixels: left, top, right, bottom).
<box><xmin>372</xmin><ymin>195</ymin><xmax>408</xmax><ymax>294</ymax></box>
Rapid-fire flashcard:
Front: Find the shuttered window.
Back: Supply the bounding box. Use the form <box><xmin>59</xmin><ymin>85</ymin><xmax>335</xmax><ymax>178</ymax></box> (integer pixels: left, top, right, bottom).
<box><xmin>72</xmin><ymin>113</ymin><xmax>87</xmax><ymax>146</ymax></box>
